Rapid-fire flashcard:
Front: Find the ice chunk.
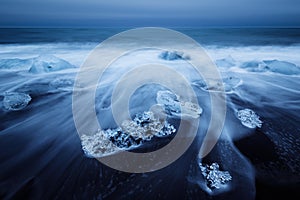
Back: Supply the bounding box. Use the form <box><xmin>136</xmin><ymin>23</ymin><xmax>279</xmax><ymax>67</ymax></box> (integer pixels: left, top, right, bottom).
<box><xmin>237</xmin><ymin>108</ymin><xmax>262</xmax><ymax>128</ymax></box>
<box><xmin>81</xmin><ymin>111</ymin><xmax>176</xmax><ymax>157</ymax></box>
<box><xmin>2</xmin><ymin>92</ymin><xmax>31</xmax><ymax>111</ymax></box>
<box><xmin>156</xmin><ymin>90</ymin><xmax>202</xmax><ymax>118</ymax></box>
<box><xmin>159</xmin><ymin>51</ymin><xmax>190</xmax><ymax>61</ymax></box>
<box><xmin>29</xmin><ymin>55</ymin><xmax>76</xmax><ymax>73</ymax></box>
<box><xmin>263</xmin><ymin>60</ymin><xmax>300</xmax><ymax>75</ymax></box>
<box><xmin>199</xmin><ymin>162</ymin><xmax>232</xmax><ymax>189</ymax></box>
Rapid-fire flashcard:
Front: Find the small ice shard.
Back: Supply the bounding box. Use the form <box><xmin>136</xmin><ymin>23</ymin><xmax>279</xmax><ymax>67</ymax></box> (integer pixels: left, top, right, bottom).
<box><xmin>159</xmin><ymin>51</ymin><xmax>190</xmax><ymax>61</ymax></box>
<box><xmin>156</xmin><ymin>90</ymin><xmax>202</xmax><ymax>118</ymax></box>
<box><xmin>199</xmin><ymin>162</ymin><xmax>232</xmax><ymax>189</ymax></box>
<box><xmin>2</xmin><ymin>92</ymin><xmax>31</xmax><ymax>111</ymax></box>
<box><xmin>237</xmin><ymin>108</ymin><xmax>262</xmax><ymax>128</ymax></box>
<box><xmin>29</xmin><ymin>55</ymin><xmax>76</xmax><ymax>73</ymax></box>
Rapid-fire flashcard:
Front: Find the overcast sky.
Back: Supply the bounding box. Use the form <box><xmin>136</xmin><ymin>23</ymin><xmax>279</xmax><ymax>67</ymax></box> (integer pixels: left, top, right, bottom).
<box><xmin>0</xmin><ymin>0</ymin><xmax>299</xmax><ymax>27</ymax></box>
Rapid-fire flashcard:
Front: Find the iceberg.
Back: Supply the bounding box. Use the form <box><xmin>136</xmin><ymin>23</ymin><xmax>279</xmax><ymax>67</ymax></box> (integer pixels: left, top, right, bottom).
<box><xmin>199</xmin><ymin>162</ymin><xmax>232</xmax><ymax>189</ymax></box>
<box><xmin>2</xmin><ymin>92</ymin><xmax>31</xmax><ymax>111</ymax></box>
<box><xmin>159</xmin><ymin>51</ymin><xmax>190</xmax><ymax>61</ymax></box>
<box><xmin>237</xmin><ymin>108</ymin><xmax>262</xmax><ymax>128</ymax></box>
<box><xmin>29</xmin><ymin>55</ymin><xmax>76</xmax><ymax>74</ymax></box>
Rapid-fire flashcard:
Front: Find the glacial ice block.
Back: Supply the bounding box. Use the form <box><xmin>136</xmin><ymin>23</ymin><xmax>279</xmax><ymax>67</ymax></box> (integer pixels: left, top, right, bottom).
<box><xmin>237</xmin><ymin>108</ymin><xmax>262</xmax><ymax>128</ymax></box>
<box><xmin>199</xmin><ymin>162</ymin><xmax>232</xmax><ymax>189</ymax></box>
<box><xmin>2</xmin><ymin>92</ymin><xmax>31</xmax><ymax>111</ymax></box>
<box><xmin>29</xmin><ymin>55</ymin><xmax>76</xmax><ymax>73</ymax></box>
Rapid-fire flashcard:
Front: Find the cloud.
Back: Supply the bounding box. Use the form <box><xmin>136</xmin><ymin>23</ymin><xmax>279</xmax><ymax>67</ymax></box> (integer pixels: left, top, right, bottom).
<box><xmin>0</xmin><ymin>0</ymin><xmax>299</xmax><ymax>27</ymax></box>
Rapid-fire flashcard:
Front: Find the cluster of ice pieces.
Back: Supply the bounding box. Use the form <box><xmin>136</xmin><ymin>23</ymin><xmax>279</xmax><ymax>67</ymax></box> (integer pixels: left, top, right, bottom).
<box><xmin>81</xmin><ymin>111</ymin><xmax>176</xmax><ymax>157</ymax></box>
<box><xmin>199</xmin><ymin>162</ymin><xmax>232</xmax><ymax>189</ymax></box>
<box><xmin>237</xmin><ymin>108</ymin><xmax>262</xmax><ymax>128</ymax></box>
<box><xmin>156</xmin><ymin>90</ymin><xmax>202</xmax><ymax>118</ymax></box>
<box><xmin>2</xmin><ymin>92</ymin><xmax>31</xmax><ymax>111</ymax></box>
<box><xmin>159</xmin><ymin>51</ymin><xmax>190</xmax><ymax>61</ymax></box>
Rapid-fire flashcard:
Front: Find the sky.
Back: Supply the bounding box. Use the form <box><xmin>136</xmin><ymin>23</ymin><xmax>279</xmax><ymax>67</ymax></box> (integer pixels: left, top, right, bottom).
<box><xmin>0</xmin><ymin>0</ymin><xmax>299</xmax><ymax>27</ymax></box>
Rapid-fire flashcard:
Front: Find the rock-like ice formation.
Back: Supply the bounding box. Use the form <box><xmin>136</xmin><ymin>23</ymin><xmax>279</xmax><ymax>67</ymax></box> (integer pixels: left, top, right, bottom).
<box><xmin>199</xmin><ymin>162</ymin><xmax>232</xmax><ymax>189</ymax></box>
<box><xmin>2</xmin><ymin>92</ymin><xmax>31</xmax><ymax>111</ymax></box>
<box><xmin>29</xmin><ymin>55</ymin><xmax>76</xmax><ymax>73</ymax></box>
<box><xmin>80</xmin><ymin>111</ymin><xmax>176</xmax><ymax>157</ymax></box>
<box><xmin>156</xmin><ymin>90</ymin><xmax>202</xmax><ymax>118</ymax></box>
<box><xmin>159</xmin><ymin>51</ymin><xmax>190</xmax><ymax>61</ymax></box>
<box><xmin>237</xmin><ymin>108</ymin><xmax>262</xmax><ymax>128</ymax></box>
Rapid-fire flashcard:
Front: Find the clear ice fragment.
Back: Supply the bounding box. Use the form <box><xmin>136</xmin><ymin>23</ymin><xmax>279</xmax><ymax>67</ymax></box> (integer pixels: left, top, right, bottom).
<box><xmin>156</xmin><ymin>90</ymin><xmax>202</xmax><ymax>118</ymax></box>
<box><xmin>2</xmin><ymin>92</ymin><xmax>31</xmax><ymax>111</ymax></box>
<box><xmin>199</xmin><ymin>162</ymin><xmax>232</xmax><ymax>189</ymax></box>
<box><xmin>237</xmin><ymin>108</ymin><xmax>262</xmax><ymax>128</ymax></box>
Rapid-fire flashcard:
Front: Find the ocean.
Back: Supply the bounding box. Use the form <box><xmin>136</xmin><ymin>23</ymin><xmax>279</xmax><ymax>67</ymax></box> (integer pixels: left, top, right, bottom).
<box><xmin>0</xmin><ymin>28</ymin><xmax>299</xmax><ymax>200</ymax></box>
